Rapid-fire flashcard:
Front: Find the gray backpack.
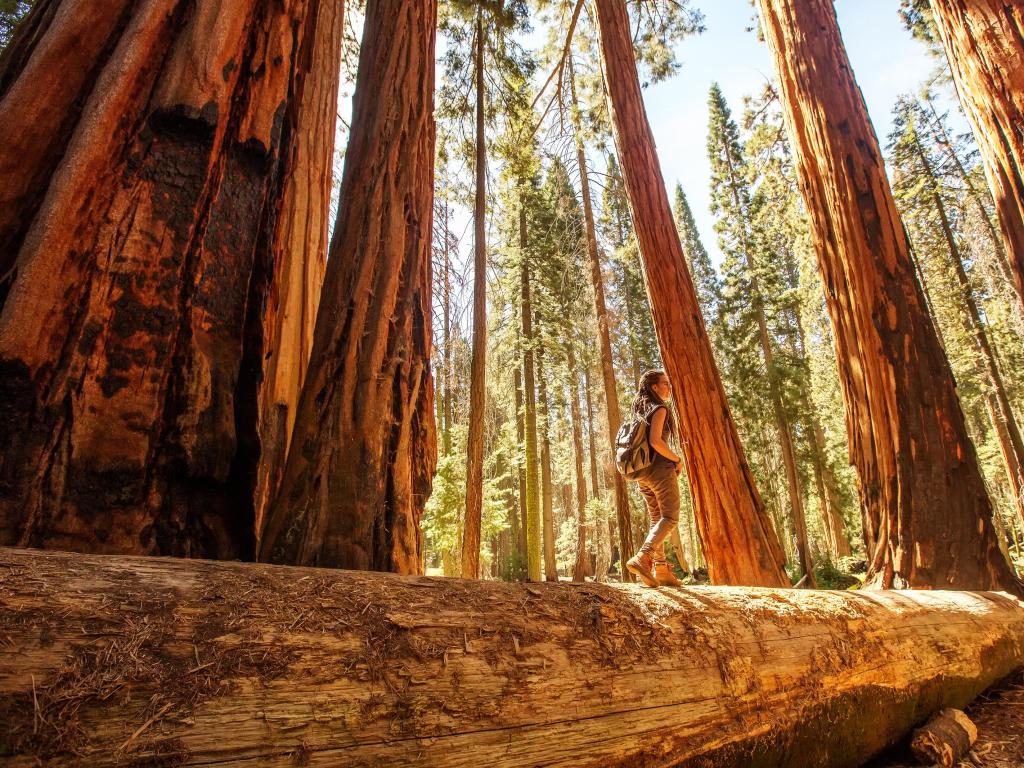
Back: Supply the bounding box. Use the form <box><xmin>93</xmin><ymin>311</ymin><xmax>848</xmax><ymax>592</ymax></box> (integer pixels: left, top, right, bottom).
<box><xmin>614</xmin><ymin>405</ymin><xmax>661</xmax><ymax>480</ymax></box>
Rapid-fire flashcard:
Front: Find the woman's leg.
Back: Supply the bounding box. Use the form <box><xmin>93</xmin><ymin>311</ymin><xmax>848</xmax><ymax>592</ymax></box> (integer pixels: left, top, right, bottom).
<box><xmin>638</xmin><ymin>463</ymin><xmax>680</xmax><ymax>561</ymax></box>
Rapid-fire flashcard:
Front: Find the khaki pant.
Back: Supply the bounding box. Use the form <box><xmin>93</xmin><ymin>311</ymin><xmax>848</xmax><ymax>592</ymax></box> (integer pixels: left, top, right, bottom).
<box><xmin>637</xmin><ymin>458</ymin><xmax>680</xmax><ymax>564</ymax></box>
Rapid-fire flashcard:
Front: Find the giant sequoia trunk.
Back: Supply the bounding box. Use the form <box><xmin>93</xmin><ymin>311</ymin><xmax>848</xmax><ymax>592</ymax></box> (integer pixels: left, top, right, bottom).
<box><xmin>928</xmin><ymin>0</ymin><xmax>1024</xmax><ymax>305</ymax></box>
<box><xmin>253</xmin><ymin>0</ymin><xmax>345</xmax><ymax>541</ymax></box>
<box><xmin>756</xmin><ymin>0</ymin><xmax>1021</xmax><ymax>595</ymax></box>
<box><xmin>3</xmin><ymin>547</ymin><xmax>1024</xmax><ymax>767</ymax></box>
<box><xmin>461</xmin><ymin>9</ymin><xmax>488</xmax><ymax>580</ymax></box>
<box><xmin>593</xmin><ymin>0</ymin><xmax>789</xmax><ymax>587</ymax></box>
<box><xmin>258</xmin><ymin>0</ymin><xmax>437</xmax><ymax>573</ymax></box>
<box><xmin>0</xmin><ymin>0</ymin><xmax>339</xmax><ymax>559</ymax></box>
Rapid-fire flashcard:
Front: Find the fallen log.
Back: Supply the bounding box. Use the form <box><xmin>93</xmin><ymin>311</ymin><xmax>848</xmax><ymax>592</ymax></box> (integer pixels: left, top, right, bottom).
<box><xmin>0</xmin><ymin>547</ymin><xmax>1022</xmax><ymax>768</ymax></box>
<box><xmin>910</xmin><ymin>708</ymin><xmax>977</xmax><ymax>767</ymax></box>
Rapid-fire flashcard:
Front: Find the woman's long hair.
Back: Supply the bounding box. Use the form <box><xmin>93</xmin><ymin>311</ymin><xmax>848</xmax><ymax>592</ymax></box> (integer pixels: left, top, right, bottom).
<box><xmin>631</xmin><ymin>369</ymin><xmax>675</xmax><ymax>438</ymax></box>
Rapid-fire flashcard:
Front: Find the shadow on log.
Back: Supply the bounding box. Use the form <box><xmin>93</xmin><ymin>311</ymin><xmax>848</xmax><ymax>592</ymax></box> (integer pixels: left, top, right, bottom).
<box><xmin>1</xmin><ymin>546</ymin><xmax>1023</xmax><ymax>767</ymax></box>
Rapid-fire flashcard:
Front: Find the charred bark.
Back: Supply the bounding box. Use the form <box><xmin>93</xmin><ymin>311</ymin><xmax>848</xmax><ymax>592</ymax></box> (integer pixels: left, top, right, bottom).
<box><xmin>0</xmin><ymin>0</ymin><xmax>340</xmax><ymax>560</ymax></box>
<box><xmin>253</xmin><ymin>0</ymin><xmax>345</xmax><ymax>543</ymax></box>
<box><xmin>258</xmin><ymin>0</ymin><xmax>437</xmax><ymax>573</ymax></box>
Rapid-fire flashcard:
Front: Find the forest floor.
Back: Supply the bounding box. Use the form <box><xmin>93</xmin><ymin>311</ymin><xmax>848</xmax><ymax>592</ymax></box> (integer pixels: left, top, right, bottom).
<box><xmin>868</xmin><ymin>669</ymin><xmax>1024</xmax><ymax>767</ymax></box>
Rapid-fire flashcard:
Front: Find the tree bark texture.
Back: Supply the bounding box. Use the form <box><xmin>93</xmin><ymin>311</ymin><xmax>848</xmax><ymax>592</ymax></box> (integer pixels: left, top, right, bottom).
<box><xmin>258</xmin><ymin>0</ymin><xmax>437</xmax><ymax>573</ymax></box>
<box><xmin>756</xmin><ymin>0</ymin><xmax>1022</xmax><ymax>595</ymax></box>
<box><xmin>521</xmin><ymin>206</ymin><xmax>543</xmax><ymax>582</ymax></box>
<box><xmin>569</xmin><ymin>57</ymin><xmax>634</xmax><ymax>580</ymax></box>
<box><xmin>0</xmin><ymin>0</ymin><xmax>339</xmax><ymax>560</ymax></box>
<box><xmin>569</xmin><ymin>349</ymin><xmax>590</xmax><ymax>582</ymax></box>
<box><xmin>460</xmin><ymin>9</ymin><xmax>487</xmax><ymax>579</ymax></box>
<box><xmin>915</xmin><ymin>126</ymin><xmax>1024</xmax><ymax>528</ymax></box>
<box><xmin>594</xmin><ymin>0</ymin><xmax>789</xmax><ymax>587</ymax></box>
<box><xmin>2</xmin><ymin>547</ymin><xmax>1023</xmax><ymax>767</ymax></box>
<box><xmin>253</xmin><ymin>0</ymin><xmax>345</xmax><ymax>543</ymax></box>
<box><xmin>928</xmin><ymin>0</ymin><xmax>1024</xmax><ymax>306</ymax></box>
<box><xmin>537</xmin><ymin>340</ymin><xmax>558</xmax><ymax>581</ymax></box>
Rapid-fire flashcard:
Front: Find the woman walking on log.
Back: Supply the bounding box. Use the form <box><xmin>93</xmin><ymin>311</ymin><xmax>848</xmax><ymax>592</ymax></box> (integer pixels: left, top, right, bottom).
<box><xmin>624</xmin><ymin>370</ymin><xmax>684</xmax><ymax>587</ymax></box>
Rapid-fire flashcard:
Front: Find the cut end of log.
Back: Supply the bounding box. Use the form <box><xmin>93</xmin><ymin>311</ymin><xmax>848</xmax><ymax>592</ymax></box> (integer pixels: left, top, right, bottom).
<box><xmin>911</xmin><ymin>708</ymin><xmax>978</xmax><ymax>767</ymax></box>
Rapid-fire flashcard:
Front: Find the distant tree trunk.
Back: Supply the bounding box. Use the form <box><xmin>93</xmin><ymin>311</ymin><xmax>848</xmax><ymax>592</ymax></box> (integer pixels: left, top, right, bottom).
<box><xmin>719</xmin><ymin>121</ymin><xmax>814</xmax><ymax>584</ymax></box>
<box><xmin>0</xmin><ymin>0</ymin><xmax>340</xmax><ymax>558</ymax></box>
<box><xmin>793</xmin><ymin>313</ymin><xmax>852</xmax><ymax>561</ymax></box>
<box><xmin>520</xmin><ymin>205</ymin><xmax>542</xmax><ymax>582</ymax></box>
<box><xmin>921</xmin><ymin>97</ymin><xmax>1023</xmax><ymax>319</ymax></box>
<box><xmin>442</xmin><ymin>199</ymin><xmax>454</xmax><ymax>456</ymax></box>
<box><xmin>461</xmin><ymin>8</ymin><xmax>487</xmax><ymax>579</ymax></box>
<box><xmin>536</xmin><ymin>334</ymin><xmax>558</xmax><ymax>581</ymax></box>
<box><xmin>594</xmin><ymin>0</ymin><xmax>788</xmax><ymax>587</ymax></box>
<box><xmin>809</xmin><ymin>415</ymin><xmax>853</xmax><ymax>559</ymax></box>
<box><xmin>757</xmin><ymin>0</ymin><xmax>1021</xmax><ymax>594</ymax></box>
<box><xmin>987</xmin><ymin>396</ymin><xmax>1024</xmax><ymax>527</ymax></box>
<box><xmin>254</xmin><ymin>0</ymin><xmax>346</xmax><ymax>542</ymax></box>
<box><xmin>568</xmin><ymin>347</ymin><xmax>590</xmax><ymax>582</ymax></box>
<box><xmin>569</xmin><ymin>56</ymin><xmax>633</xmax><ymax>580</ymax></box>
<box><xmin>928</xmin><ymin>0</ymin><xmax>1024</xmax><ymax>306</ymax></box>
<box><xmin>514</xmin><ymin>363</ymin><xmax>528</xmax><ymax>563</ymax></box>
<box><xmin>258</xmin><ymin>0</ymin><xmax>436</xmax><ymax>573</ymax></box>
<box><xmin>913</xmin><ymin>125</ymin><xmax>1024</xmax><ymax>524</ymax></box>
<box><xmin>583</xmin><ymin>365</ymin><xmax>601</xmax><ymax>500</ymax></box>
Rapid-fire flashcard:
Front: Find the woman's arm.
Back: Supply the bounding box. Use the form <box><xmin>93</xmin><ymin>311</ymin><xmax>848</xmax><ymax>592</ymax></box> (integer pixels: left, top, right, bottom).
<box><xmin>649</xmin><ymin>408</ymin><xmax>682</xmax><ymax>470</ymax></box>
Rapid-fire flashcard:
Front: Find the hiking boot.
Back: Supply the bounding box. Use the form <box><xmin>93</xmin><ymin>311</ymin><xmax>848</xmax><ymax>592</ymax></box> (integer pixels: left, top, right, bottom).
<box><xmin>654</xmin><ymin>561</ymin><xmax>682</xmax><ymax>587</ymax></box>
<box><xmin>626</xmin><ymin>553</ymin><xmax>658</xmax><ymax>587</ymax></box>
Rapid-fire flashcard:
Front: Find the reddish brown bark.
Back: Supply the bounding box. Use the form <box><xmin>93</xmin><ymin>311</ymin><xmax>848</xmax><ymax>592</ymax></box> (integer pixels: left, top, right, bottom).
<box><xmin>757</xmin><ymin>0</ymin><xmax>1021</xmax><ymax>594</ymax></box>
<box><xmin>928</xmin><ymin>0</ymin><xmax>1024</xmax><ymax>307</ymax></box>
<box><xmin>0</xmin><ymin>0</ymin><xmax>339</xmax><ymax>559</ymax></box>
<box><xmin>258</xmin><ymin>0</ymin><xmax>437</xmax><ymax>573</ymax></box>
<box><xmin>461</xmin><ymin>9</ymin><xmax>487</xmax><ymax>579</ymax></box>
<box><xmin>253</xmin><ymin>0</ymin><xmax>345</xmax><ymax>543</ymax></box>
<box><xmin>594</xmin><ymin>0</ymin><xmax>788</xmax><ymax>587</ymax></box>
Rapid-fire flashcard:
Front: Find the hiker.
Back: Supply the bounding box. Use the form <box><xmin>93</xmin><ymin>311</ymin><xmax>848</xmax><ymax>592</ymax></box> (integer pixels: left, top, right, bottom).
<box><xmin>622</xmin><ymin>369</ymin><xmax>684</xmax><ymax>587</ymax></box>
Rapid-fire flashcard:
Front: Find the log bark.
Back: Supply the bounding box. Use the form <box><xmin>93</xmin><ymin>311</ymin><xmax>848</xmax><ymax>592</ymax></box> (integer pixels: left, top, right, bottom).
<box><xmin>928</xmin><ymin>0</ymin><xmax>1024</xmax><ymax>306</ymax></box>
<box><xmin>2</xmin><ymin>547</ymin><xmax>1023</xmax><ymax>767</ymax></box>
<box><xmin>910</xmin><ymin>708</ymin><xmax>977</xmax><ymax>768</ymax></box>
<box><xmin>594</xmin><ymin>0</ymin><xmax>789</xmax><ymax>587</ymax></box>
<box><xmin>258</xmin><ymin>0</ymin><xmax>437</xmax><ymax>573</ymax></box>
<box><xmin>0</xmin><ymin>0</ymin><xmax>338</xmax><ymax>560</ymax></box>
<box><xmin>756</xmin><ymin>0</ymin><xmax>1022</xmax><ymax>595</ymax></box>
<box><xmin>461</xmin><ymin>8</ymin><xmax>487</xmax><ymax>579</ymax></box>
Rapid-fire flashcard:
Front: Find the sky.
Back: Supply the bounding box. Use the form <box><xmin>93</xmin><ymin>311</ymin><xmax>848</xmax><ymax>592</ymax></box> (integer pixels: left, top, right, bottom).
<box><xmin>336</xmin><ymin>1</ymin><xmax>961</xmax><ymax>273</ymax></box>
<box><xmin>641</xmin><ymin>0</ymin><xmax>948</xmax><ymax>267</ymax></box>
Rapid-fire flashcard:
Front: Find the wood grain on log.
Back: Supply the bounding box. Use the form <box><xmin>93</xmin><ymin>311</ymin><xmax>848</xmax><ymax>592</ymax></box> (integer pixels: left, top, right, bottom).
<box><xmin>2</xmin><ymin>547</ymin><xmax>1023</xmax><ymax>767</ymax></box>
<box><xmin>910</xmin><ymin>708</ymin><xmax>977</xmax><ymax>767</ymax></box>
